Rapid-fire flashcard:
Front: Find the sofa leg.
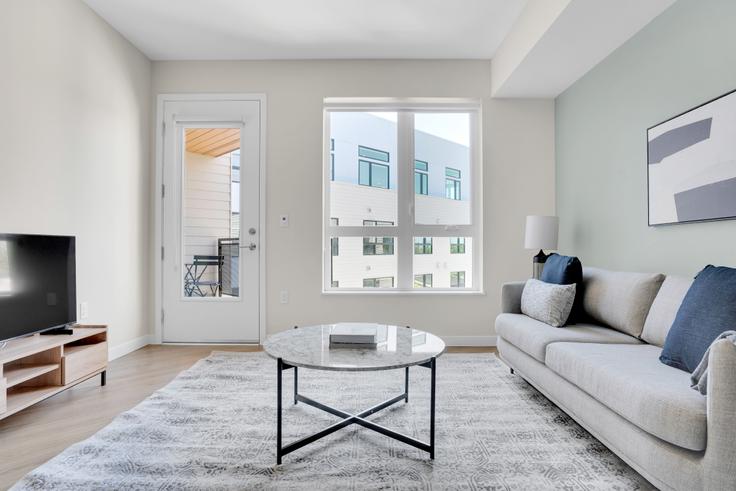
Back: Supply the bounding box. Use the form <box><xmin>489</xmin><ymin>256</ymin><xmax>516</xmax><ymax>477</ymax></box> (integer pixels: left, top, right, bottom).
<box><xmin>510</xmin><ymin>368</ymin><xmax>515</xmax><ymax>375</ymax></box>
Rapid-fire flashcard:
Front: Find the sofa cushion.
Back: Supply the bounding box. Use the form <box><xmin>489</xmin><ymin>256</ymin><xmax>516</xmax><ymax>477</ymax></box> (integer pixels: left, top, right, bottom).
<box><xmin>546</xmin><ymin>343</ymin><xmax>706</xmax><ymax>451</ymax></box>
<box><xmin>541</xmin><ymin>254</ymin><xmax>583</xmax><ymax>323</ymax></box>
<box><xmin>641</xmin><ymin>276</ymin><xmax>693</xmax><ymax>347</ymax></box>
<box><xmin>661</xmin><ymin>265</ymin><xmax>736</xmax><ymax>372</ymax></box>
<box><xmin>520</xmin><ymin>279</ymin><xmax>576</xmax><ymax>327</ymax></box>
<box><xmin>495</xmin><ymin>313</ymin><xmax>642</xmax><ymax>363</ymax></box>
<box><xmin>582</xmin><ymin>267</ymin><xmax>665</xmax><ymax>337</ymax></box>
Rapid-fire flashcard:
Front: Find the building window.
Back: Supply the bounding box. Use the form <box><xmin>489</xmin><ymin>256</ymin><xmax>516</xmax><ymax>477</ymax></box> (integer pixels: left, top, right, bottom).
<box><xmin>414</xmin><ymin>237</ymin><xmax>432</xmax><ymax>254</ymax></box>
<box><xmin>450</xmin><ymin>237</ymin><xmax>465</xmax><ymax>254</ymax></box>
<box><xmin>230</xmin><ymin>150</ymin><xmax>241</xmax><ymax>182</ymax></box>
<box><xmin>358</xmin><ymin>145</ymin><xmax>390</xmax><ymax>189</ymax></box>
<box><xmin>358</xmin><ymin>145</ymin><xmax>389</xmax><ymax>162</ymax></box>
<box><xmin>450</xmin><ymin>271</ymin><xmax>465</xmax><ymax>288</ymax></box>
<box><xmin>414</xmin><ymin>160</ymin><xmax>428</xmax><ymax>195</ymax></box>
<box><xmin>330</xmin><ymin>218</ymin><xmax>339</xmax><ymax>256</ymax></box>
<box><xmin>330</xmin><ymin>138</ymin><xmax>335</xmax><ymax>181</ymax></box>
<box><xmin>414</xmin><ymin>273</ymin><xmax>432</xmax><ymax>288</ymax></box>
<box><xmin>325</xmin><ymin>103</ymin><xmax>480</xmax><ymax>292</ymax></box>
<box><xmin>363</xmin><ymin>220</ymin><xmax>394</xmax><ymax>255</ymax></box>
<box><xmin>445</xmin><ymin>167</ymin><xmax>461</xmax><ymax>200</ymax></box>
<box><xmin>230</xmin><ymin>150</ymin><xmax>241</xmax><ymax>238</ymax></box>
<box><xmin>359</xmin><ymin>160</ymin><xmax>390</xmax><ymax>189</ymax></box>
<box><xmin>364</xmin><ymin>277</ymin><xmax>394</xmax><ymax>288</ymax></box>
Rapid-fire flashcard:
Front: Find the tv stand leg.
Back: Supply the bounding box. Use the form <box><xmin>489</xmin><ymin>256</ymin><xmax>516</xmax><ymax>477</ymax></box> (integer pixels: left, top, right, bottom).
<box><xmin>101</xmin><ymin>370</ymin><xmax>106</xmax><ymax>386</ymax></box>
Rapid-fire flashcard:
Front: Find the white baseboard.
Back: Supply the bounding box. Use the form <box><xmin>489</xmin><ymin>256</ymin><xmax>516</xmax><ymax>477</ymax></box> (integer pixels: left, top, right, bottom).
<box><xmin>108</xmin><ymin>334</ymin><xmax>154</xmax><ymax>361</ymax></box>
<box><xmin>441</xmin><ymin>335</ymin><xmax>497</xmax><ymax>347</ymax></box>
<box><xmin>106</xmin><ymin>335</ymin><xmax>493</xmax><ymax>357</ymax></box>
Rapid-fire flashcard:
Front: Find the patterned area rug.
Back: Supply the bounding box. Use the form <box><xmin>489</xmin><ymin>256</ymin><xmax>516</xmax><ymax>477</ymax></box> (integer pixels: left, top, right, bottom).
<box><xmin>13</xmin><ymin>352</ymin><xmax>653</xmax><ymax>490</ymax></box>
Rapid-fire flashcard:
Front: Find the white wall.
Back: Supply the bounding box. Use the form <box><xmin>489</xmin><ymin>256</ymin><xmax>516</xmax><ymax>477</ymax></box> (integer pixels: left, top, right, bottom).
<box><xmin>0</xmin><ymin>0</ymin><xmax>152</xmax><ymax>354</ymax></box>
<box><xmin>153</xmin><ymin>60</ymin><xmax>555</xmax><ymax>341</ymax></box>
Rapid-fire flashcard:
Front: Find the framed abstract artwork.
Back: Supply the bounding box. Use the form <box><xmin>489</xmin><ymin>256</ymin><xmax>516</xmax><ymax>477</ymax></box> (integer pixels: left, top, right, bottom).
<box><xmin>647</xmin><ymin>88</ymin><xmax>736</xmax><ymax>226</ymax></box>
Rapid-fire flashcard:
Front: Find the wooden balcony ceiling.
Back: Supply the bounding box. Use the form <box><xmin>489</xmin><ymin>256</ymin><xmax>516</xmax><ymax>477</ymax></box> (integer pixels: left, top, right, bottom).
<box><xmin>185</xmin><ymin>128</ymin><xmax>240</xmax><ymax>157</ymax></box>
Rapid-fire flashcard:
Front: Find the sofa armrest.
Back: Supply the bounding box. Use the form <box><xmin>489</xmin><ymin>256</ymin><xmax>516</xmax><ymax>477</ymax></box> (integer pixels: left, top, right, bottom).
<box><xmin>501</xmin><ymin>281</ymin><xmax>526</xmax><ymax>314</ymax></box>
<box><xmin>704</xmin><ymin>339</ymin><xmax>736</xmax><ymax>490</ymax></box>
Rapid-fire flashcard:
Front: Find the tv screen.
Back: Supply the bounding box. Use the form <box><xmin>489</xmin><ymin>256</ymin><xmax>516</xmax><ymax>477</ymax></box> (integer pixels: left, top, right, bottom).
<box><xmin>0</xmin><ymin>234</ymin><xmax>76</xmax><ymax>342</ymax></box>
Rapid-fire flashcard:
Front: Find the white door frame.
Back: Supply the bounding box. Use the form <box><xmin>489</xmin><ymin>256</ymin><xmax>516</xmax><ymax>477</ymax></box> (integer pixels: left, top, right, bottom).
<box><xmin>154</xmin><ymin>93</ymin><xmax>267</xmax><ymax>344</ymax></box>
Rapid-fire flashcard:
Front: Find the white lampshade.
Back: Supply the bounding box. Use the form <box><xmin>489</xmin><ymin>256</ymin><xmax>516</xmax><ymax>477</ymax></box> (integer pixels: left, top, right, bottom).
<box><xmin>524</xmin><ymin>215</ymin><xmax>559</xmax><ymax>251</ymax></box>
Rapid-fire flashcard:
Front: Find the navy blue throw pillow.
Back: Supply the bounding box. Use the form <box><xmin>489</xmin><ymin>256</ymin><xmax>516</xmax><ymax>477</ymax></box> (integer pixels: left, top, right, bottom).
<box><xmin>660</xmin><ymin>265</ymin><xmax>736</xmax><ymax>373</ymax></box>
<box><xmin>540</xmin><ymin>254</ymin><xmax>583</xmax><ymax>324</ymax></box>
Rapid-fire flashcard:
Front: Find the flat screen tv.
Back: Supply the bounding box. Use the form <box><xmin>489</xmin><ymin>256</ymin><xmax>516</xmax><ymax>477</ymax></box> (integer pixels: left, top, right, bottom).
<box><xmin>0</xmin><ymin>234</ymin><xmax>76</xmax><ymax>342</ymax></box>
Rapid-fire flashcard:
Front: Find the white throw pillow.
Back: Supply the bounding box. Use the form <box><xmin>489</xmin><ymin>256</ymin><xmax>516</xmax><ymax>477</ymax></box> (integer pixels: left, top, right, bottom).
<box><xmin>521</xmin><ymin>279</ymin><xmax>577</xmax><ymax>327</ymax></box>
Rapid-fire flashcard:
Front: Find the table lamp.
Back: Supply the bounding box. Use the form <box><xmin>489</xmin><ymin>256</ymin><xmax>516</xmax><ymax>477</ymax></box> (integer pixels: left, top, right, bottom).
<box><xmin>524</xmin><ymin>215</ymin><xmax>559</xmax><ymax>279</ymax></box>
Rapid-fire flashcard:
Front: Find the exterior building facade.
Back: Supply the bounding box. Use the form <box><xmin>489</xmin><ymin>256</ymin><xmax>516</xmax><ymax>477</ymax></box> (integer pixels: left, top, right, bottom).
<box><xmin>329</xmin><ymin>112</ymin><xmax>473</xmax><ymax>289</ymax></box>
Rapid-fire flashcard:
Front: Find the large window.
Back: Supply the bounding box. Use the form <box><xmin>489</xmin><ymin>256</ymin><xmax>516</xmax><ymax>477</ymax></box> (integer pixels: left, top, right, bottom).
<box><xmin>325</xmin><ymin>102</ymin><xmax>480</xmax><ymax>292</ymax></box>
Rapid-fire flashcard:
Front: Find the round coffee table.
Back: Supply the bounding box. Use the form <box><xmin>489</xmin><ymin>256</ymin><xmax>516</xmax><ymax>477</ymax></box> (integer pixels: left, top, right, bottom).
<box><xmin>263</xmin><ymin>323</ymin><xmax>445</xmax><ymax>464</ymax></box>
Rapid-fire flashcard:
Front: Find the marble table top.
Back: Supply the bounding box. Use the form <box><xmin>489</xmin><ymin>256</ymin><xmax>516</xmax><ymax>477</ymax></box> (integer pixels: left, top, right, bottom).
<box><xmin>263</xmin><ymin>323</ymin><xmax>446</xmax><ymax>371</ymax></box>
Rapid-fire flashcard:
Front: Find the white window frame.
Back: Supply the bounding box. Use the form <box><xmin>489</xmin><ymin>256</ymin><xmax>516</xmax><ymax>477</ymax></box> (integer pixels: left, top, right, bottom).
<box><xmin>322</xmin><ymin>98</ymin><xmax>483</xmax><ymax>294</ymax></box>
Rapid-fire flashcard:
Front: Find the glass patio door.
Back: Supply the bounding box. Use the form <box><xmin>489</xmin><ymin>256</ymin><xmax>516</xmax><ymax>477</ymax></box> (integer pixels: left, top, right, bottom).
<box><xmin>161</xmin><ymin>99</ymin><xmax>261</xmax><ymax>343</ymax></box>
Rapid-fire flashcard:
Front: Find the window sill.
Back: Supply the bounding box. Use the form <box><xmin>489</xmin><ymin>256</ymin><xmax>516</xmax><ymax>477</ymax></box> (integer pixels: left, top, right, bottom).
<box><xmin>321</xmin><ymin>289</ymin><xmax>486</xmax><ymax>296</ymax></box>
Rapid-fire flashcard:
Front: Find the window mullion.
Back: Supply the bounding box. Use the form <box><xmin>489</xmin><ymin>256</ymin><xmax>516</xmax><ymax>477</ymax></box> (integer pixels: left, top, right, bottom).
<box><xmin>396</xmin><ymin>111</ymin><xmax>413</xmax><ymax>290</ymax></box>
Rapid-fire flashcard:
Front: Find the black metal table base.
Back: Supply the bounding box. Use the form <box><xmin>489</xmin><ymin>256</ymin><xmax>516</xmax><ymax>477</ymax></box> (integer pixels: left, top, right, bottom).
<box><xmin>276</xmin><ymin>358</ymin><xmax>436</xmax><ymax>464</ymax></box>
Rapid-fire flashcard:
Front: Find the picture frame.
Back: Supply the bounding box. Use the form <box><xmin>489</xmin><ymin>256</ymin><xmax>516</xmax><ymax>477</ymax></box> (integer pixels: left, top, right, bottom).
<box><xmin>647</xmin><ymin>88</ymin><xmax>736</xmax><ymax>226</ymax></box>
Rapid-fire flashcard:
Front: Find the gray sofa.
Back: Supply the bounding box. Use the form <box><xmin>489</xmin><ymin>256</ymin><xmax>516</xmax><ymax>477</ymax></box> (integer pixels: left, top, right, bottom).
<box><xmin>496</xmin><ymin>267</ymin><xmax>736</xmax><ymax>491</ymax></box>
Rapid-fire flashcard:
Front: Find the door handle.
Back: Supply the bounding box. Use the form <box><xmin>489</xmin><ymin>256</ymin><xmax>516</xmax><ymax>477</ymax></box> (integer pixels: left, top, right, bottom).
<box><xmin>248</xmin><ymin>243</ymin><xmax>257</xmax><ymax>251</ymax></box>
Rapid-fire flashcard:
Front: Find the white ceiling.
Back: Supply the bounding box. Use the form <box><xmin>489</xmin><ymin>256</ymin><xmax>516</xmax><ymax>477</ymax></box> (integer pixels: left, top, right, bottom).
<box><xmin>82</xmin><ymin>0</ymin><xmax>527</xmax><ymax>61</ymax></box>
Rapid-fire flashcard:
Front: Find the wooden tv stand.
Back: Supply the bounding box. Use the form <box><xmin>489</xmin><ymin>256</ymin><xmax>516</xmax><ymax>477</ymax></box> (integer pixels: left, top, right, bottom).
<box><xmin>0</xmin><ymin>326</ymin><xmax>108</xmax><ymax>421</ymax></box>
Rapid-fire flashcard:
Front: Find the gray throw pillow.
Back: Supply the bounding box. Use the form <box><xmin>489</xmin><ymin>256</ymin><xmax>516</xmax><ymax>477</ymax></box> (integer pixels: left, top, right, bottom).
<box><xmin>521</xmin><ymin>279</ymin><xmax>577</xmax><ymax>327</ymax></box>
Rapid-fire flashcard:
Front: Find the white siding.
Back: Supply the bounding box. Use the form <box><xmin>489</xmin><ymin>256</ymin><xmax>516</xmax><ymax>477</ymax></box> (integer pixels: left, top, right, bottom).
<box><xmin>415</xmin><ymin>194</ymin><xmax>470</xmax><ymax>225</ymax></box>
<box><xmin>330</xmin><ymin>180</ymin><xmax>397</xmax><ymax>225</ymax></box>
<box><xmin>413</xmin><ymin>237</ymin><xmax>473</xmax><ymax>288</ymax></box>
<box><xmin>331</xmin><ymin>237</ymin><xmax>398</xmax><ymax>288</ymax></box>
<box><xmin>183</xmin><ymin>151</ymin><xmax>232</xmax><ymax>283</ymax></box>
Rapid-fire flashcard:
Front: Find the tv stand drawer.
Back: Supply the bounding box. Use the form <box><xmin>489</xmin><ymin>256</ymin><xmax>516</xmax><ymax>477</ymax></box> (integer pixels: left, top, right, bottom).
<box><xmin>62</xmin><ymin>342</ymin><xmax>107</xmax><ymax>384</ymax></box>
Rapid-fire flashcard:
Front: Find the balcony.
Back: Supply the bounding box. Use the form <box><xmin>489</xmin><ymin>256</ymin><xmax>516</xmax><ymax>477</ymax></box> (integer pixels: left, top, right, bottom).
<box><xmin>183</xmin><ymin>238</ymin><xmax>239</xmax><ymax>297</ymax></box>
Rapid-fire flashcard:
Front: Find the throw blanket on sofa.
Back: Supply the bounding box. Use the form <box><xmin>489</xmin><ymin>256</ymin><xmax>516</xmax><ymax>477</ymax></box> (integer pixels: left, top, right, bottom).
<box><xmin>691</xmin><ymin>330</ymin><xmax>736</xmax><ymax>395</ymax></box>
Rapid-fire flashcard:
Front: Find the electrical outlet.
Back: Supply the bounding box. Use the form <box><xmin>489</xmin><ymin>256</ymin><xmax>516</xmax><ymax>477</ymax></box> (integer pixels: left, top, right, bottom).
<box><xmin>80</xmin><ymin>302</ymin><xmax>89</xmax><ymax>320</ymax></box>
<box><xmin>279</xmin><ymin>215</ymin><xmax>289</xmax><ymax>227</ymax></box>
<box><xmin>279</xmin><ymin>290</ymin><xmax>289</xmax><ymax>304</ymax></box>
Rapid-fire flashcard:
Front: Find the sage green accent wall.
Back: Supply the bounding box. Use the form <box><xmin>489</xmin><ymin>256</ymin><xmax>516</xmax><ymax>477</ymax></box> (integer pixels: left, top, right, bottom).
<box><xmin>555</xmin><ymin>0</ymin><xmax>736</xmax><ymax>277</ymax></box>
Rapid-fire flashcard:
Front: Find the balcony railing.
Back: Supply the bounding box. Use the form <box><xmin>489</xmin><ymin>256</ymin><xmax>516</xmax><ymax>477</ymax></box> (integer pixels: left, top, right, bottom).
<box><xmin>218</xmin><ymin>238</ymin><xmax>239</xmax><ymax>297</ymax></box>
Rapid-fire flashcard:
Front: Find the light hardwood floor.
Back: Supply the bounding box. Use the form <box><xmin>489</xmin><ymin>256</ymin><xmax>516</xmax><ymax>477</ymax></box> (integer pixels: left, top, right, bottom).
<box><xmin>0</xmin><ymin>344</ymin><xmax>495</xmax><ymax>490</ymax></box>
